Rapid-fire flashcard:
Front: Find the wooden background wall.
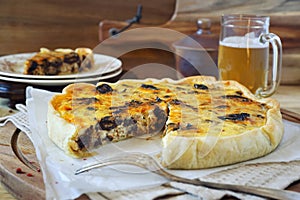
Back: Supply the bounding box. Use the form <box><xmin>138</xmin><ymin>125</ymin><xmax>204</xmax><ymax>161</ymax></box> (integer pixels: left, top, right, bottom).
<box><xmin>99</xmin><ymin>0</ymin><xmax>300</xmax><ymax>85</ymax></box>
<box><xmin>172</xmin><ymin>0</ymin><xmax>300</xmax><ymax>84</ymax></box>
<box><xmin>173</xmin><ymin>0</ymin><xmax>300</xmax><ymax>51</ymax></box>
<box><xmin>0</xmin><ymin>0</ymin><xmax>299</xmax><ymax>84</ymax></box>
<box><xmin>0</xmin><ymin>0</ymin><xmax>175</xmax><ymax>55</ymax></box>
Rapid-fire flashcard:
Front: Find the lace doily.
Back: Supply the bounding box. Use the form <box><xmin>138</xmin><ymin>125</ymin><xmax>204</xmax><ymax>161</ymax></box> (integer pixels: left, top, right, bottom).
<box><xmin>0</xmin><ymin>104</ymin><xmax>31</xmax><ymax>135</ymax></box>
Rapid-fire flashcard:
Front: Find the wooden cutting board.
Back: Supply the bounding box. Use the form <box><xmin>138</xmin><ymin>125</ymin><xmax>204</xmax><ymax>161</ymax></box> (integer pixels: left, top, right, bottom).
<box><xmin>0</xmin><ymin>122</ymin><xmax>89</xmax><ymax>200</ymax></box>
<box><xmin>0</xmin><ymin>122</ymin><xmax>45</xmax><ymax>200</ymax></box>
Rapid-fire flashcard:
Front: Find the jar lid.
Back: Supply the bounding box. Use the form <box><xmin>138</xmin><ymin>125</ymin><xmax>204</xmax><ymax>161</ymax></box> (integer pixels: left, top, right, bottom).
<box><xmin>196</xmin><ymin>18</ymin><xmax>211</xmax><ymax>33</ymax></box>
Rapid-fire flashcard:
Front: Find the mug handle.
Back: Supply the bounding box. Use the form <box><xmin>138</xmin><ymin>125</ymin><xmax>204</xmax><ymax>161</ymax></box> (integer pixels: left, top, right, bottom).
<box><xmin>258</xmin><ymin>33</ymin><xmax>282</xmax><ymax>98</ymax></box>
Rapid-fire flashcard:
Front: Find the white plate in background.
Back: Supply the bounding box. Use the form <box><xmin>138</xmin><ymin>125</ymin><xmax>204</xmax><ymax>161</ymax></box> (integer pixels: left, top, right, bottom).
<box><xmin>0</xmin><ymin>53</ymin><xmax>122</xmax><ymax>80</ymax></box>
<box><xmin>0</xmin><ymin>68</ymin><xmax>122</xmax><ymax>86</ymax></box>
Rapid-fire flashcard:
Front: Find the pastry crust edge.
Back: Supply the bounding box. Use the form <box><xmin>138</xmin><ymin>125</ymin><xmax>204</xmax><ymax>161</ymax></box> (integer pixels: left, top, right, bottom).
<box><xmin>161</xmin><ymin>80</ymin><xmax>284</xmax><ymax>169</ymax></box>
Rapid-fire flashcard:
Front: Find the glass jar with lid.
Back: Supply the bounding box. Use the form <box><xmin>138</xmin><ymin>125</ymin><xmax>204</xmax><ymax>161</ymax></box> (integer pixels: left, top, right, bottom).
<box><xmin>173</xmin><ymin>18</ymin><xmax>219</xmax><ymax>78</ymax></box>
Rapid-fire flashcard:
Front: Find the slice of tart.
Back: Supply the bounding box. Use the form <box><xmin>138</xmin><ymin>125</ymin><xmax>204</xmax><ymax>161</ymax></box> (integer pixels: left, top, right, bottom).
<box><xmin>24</xmin><ymin>47</ymin><xmax>93</xmax><ymax>75</ymax></box>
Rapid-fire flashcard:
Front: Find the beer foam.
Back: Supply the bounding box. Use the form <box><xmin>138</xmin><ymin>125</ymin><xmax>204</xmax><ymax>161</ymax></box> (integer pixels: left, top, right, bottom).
<box><xmin>221</xmin><ymin>35</ymin><xmax>268</xmax><ymax>48</ymax></box>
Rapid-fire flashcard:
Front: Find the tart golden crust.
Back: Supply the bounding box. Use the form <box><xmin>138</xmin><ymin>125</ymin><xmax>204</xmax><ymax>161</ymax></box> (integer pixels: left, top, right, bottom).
<box><xmin>47</xmin><ymin>76</ymin><xmax>283</xmax><ymax>169</ymax></box>
<box><xmin>161</xmin><ymin>80</ymin><xmax>283</xmax><ymax>169</ymax></box>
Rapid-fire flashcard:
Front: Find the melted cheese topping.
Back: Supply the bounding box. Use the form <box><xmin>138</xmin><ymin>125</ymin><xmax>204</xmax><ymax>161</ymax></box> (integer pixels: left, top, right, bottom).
<box><xmin>165</xmin><ymin>80</ymin><xmax>267</xmax><ymax>137</ymax></box>
<box><xmin>50</xmin><ymin>78</ymin><xmax>268</xmax><ymax>143</ymax></box>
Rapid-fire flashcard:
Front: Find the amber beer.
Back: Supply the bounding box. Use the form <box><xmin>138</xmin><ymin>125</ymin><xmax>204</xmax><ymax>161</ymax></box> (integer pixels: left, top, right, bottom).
<box><xmin>219</xmin><ymin>15</ymin><xmax>282</xmax><ymax>98</ymax></box>
<box><xmin>218</xmin><ymin>38</ymin><xmax>269</xmax><ymax>94</ymax></box>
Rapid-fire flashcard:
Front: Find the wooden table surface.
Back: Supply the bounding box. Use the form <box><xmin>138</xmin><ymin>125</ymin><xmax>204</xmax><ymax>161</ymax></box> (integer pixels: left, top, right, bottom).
<box><xmin>0</xmin><ymin>85</ymin><xmax>300</xmax><ymax>200</ymax></box>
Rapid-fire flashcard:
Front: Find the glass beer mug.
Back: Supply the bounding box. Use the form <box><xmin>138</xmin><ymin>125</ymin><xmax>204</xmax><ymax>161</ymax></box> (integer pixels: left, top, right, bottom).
<box><xmin>218</xmin><ymin>14</ymin><xmax>282</xmax><ymax>97</ymax></box>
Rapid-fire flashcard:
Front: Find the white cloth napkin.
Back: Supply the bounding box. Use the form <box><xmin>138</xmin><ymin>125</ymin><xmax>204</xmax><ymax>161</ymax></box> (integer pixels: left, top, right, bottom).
<box><xmin>2</xmin><ymin>86</ymin><xmax>299</xmax><ymax>200</ymax></box>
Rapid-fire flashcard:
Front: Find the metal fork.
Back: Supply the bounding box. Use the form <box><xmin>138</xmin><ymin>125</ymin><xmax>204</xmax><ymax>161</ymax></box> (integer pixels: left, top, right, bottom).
<box><xmin>75</xmin><ymin>152</ymin><xmax>300</xmax><ymax>200</ymax></box>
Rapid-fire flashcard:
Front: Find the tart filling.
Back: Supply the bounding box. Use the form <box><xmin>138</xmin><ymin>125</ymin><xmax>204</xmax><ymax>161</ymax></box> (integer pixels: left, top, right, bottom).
<box><xmin>24</xmin><ymin>48</ymin><xmax>93</xmax><ymax>75</ymax></box>
<box><xmin>47</xmin><ymin>76</ymin><xmax>283</xmax><ymax>169</ymax></box>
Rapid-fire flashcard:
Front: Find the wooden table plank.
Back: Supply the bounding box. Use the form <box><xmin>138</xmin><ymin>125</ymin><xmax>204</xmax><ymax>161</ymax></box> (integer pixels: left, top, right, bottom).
<box><xmin>273</xmin><ymin>85</ymin><xmax>300</xmax><ymax>114</ymax></box>
<box><xmin>0</xmin><ymin>184</ymin><xmax>14</xmax><ymax>200</ymax></box>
